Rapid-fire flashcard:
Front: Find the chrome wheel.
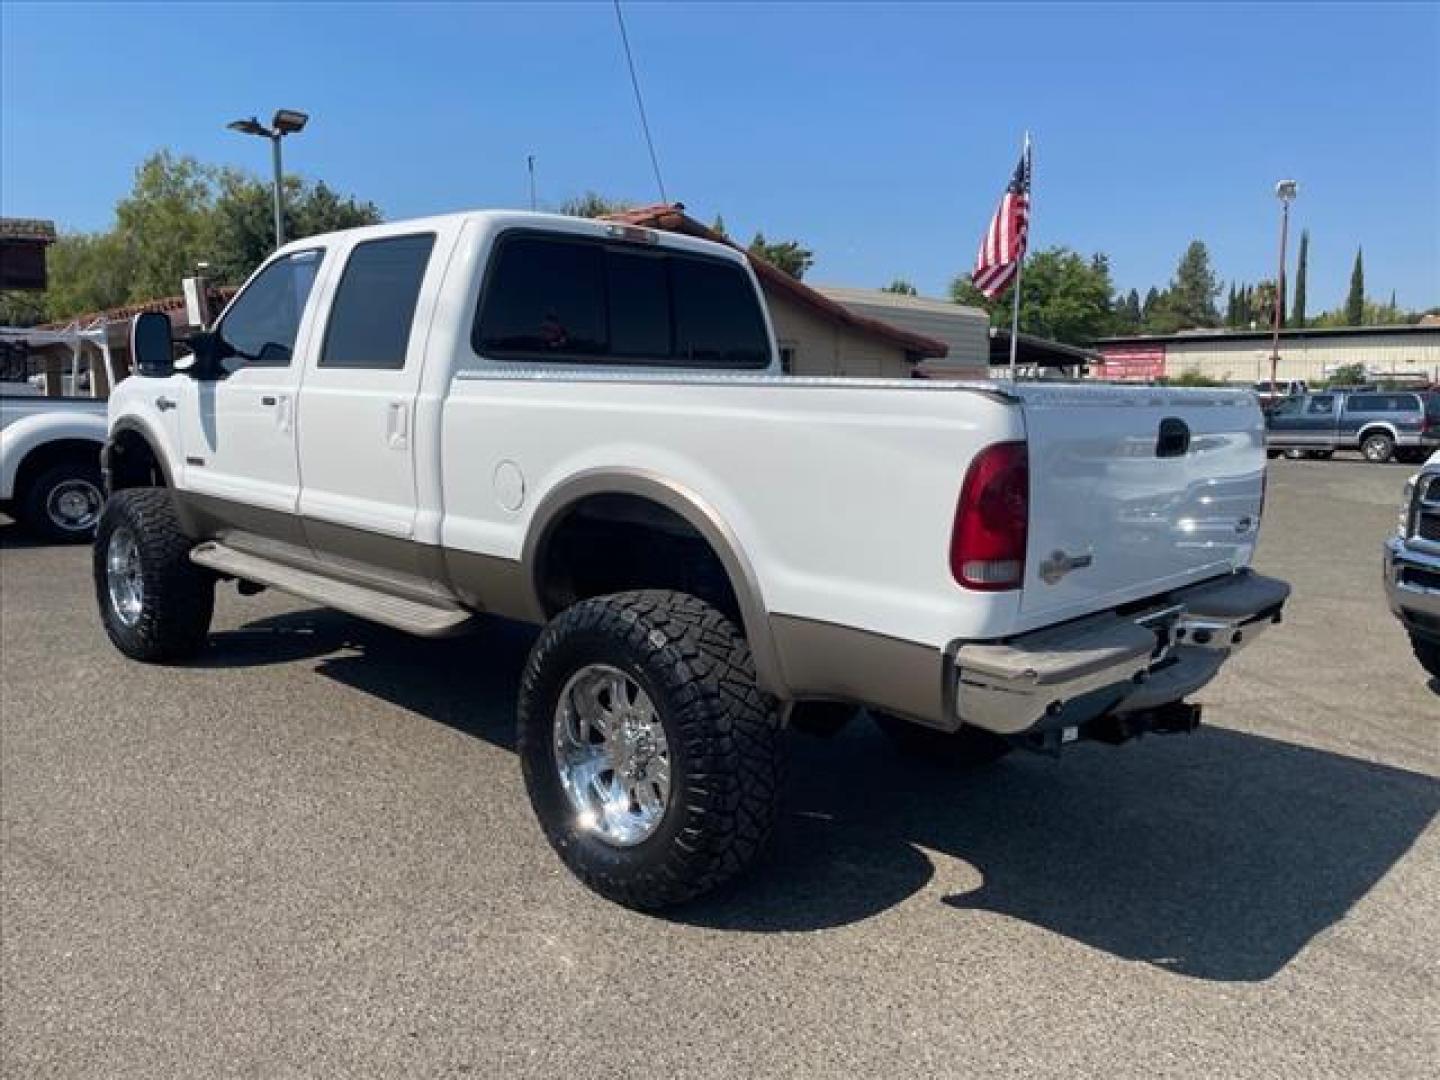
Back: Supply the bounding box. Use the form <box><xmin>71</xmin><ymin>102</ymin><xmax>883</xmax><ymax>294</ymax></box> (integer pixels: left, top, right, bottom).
<box><xmin>552</xmin><ymin>663</ymin><xmax>671</xmax><ymax>847</ymax></box>
<box><xmin>106</xmin><ymin>526</ymin><xmax>144</xmax><ymax>627</ymax></box>
<box><xmin>46</xmin><ymin>478</ymin><xmax>102</xmax><ymax>533</ymax></box>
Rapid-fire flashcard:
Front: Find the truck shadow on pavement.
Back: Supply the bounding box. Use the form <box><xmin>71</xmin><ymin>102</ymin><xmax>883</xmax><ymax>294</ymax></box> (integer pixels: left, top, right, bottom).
<box><xmin>210</xmin><ymin>606</ymin><xmax>1440</xmax><ymax>984</ymax></box>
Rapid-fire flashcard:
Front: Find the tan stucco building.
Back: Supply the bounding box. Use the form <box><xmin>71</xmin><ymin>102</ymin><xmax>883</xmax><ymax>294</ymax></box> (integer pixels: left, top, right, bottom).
<box><xmin>1097</xmin><ymin>325</ymin><xmax>1440</xmax><ymax>385</ymax></box>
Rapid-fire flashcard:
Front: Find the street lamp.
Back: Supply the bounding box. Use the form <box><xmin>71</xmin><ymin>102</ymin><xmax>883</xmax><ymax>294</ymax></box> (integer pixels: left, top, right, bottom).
<box><xmin>227</xmin><ymin>108</ymin><xmax>310</xmax><ymax>249</ymax></box>
<box><xmin>1269</xmin><ymin>179</ymin><xmax>1299</xmax><ymax>390</ymax></box>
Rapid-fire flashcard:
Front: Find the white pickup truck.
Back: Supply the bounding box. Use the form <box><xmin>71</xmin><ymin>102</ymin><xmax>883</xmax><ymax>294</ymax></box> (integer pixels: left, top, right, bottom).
<box><xmin>1</xmin><ymin>389</ymin><xmax>108</xmax><ymax>541</ymax></box>
<box><xmin>97</xmin><ymin>211</ymin><xmax>1289</xmax><ymax>908</ymax></box>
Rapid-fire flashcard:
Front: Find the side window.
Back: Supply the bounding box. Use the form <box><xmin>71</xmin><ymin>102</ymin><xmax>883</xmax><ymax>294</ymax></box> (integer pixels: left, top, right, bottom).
<box><xmin>473</xmin><ymin>232</ymin><xmax>770</xmax><ymax>370</ymax></box>
<box><xmin>1347</xmin><ymin>394</ymin><xmax>1380</xmax><ymax>412</ymax></box>
<box><xmin>1271</xmin><ymin>397</ymin><xmax>1302</xmax><ymax>417</ymax></box>
<box><xmin>670</xmin><ymin>256</ymin><xmax>769</xmax><ymax>368</ymax></box>
<box><xmin>1306</xmin><ymin>396</ymin><xmax>1335</xmax><ymax>415</ymax></box>
<box><xmin>475</xmin><ymin>237</ymin><xmax>606</xmax><ymax>357</ymax></box>
<box><xmin>216</xmin><ymin>249</ymin><xmax>323</xmax><ymax>373</ymax></box>
<box><xmin>319</xmin><ymin>234</ymin><xmax>436</xmax><ymax>370</ymax></box>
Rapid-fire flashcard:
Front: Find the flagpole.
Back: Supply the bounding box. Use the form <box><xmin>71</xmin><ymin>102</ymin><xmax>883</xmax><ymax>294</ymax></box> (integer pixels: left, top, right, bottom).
<box><xmin>1008</xmin><ymin>132</ymin><xmax>1030</xmax><ymax>379</ymax></box>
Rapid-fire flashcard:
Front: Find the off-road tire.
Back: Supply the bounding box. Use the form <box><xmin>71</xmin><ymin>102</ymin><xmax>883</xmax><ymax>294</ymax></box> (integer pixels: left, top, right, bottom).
<box><xmin>20</xmin><ymin>459</ymin><xmax>104</xmax><ymax>543</ymax></box>
<box><xmin>873</xmin><ymin>711</ymin><xmax>1013</xmax><ymax>766</ymax></box>
<box><xmin>1411</xmin><ymin>633</ymin><xmax>1440</xmax><ymax>682</ymax></box>
<box><xmin>1362</xmin><ymin>432</ymin><xmax>1395</xmax><ymax>464</ymax></box>
<box><xmin>93</xmin><ymin>488</ymin><xmax>214</xmax><ymax>663</ymax></box>
<box><xmin>517</xmin><ymin>590</ymin><xmax>782</xmax><ymax>909</ymax></box>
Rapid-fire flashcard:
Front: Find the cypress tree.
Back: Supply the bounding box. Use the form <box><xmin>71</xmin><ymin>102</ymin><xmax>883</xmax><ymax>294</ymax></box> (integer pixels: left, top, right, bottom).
<box><xmin>1225</xmin><ymin>283</ymin><xmax>1237</xmax><ymax>326</ymax></box>
<box><xmin>1291</xmin><ymin>230</ymin><xmax>1308</xmax><ymax>328</ymax></box>
<box><xmin>1345</xmin><ymin>247</ymin><xmax>1365</xmax><ymax>325</ymax></box>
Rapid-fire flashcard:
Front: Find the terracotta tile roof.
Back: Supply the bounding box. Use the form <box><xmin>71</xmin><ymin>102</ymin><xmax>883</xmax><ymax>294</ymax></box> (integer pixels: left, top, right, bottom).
<box><xmin>38</xmin><ymin>286</ymin><xmax>238</xmax><ymax>331</ymax></box>
<box><xmin>604</xmin><ymin>204</ymin><xmax>948</xmax><ymax>359</ymax></box>
<box><xmin>0</xmin><ymin>218</ymin><xmax>57</xmax><ymax>243</ymax></box>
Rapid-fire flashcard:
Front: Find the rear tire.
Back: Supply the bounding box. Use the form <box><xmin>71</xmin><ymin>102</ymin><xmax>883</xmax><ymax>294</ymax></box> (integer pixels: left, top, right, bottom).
<box><xmin>1362</xmin><ymin>432</ymin><xmax>1395</xmax><ymax>464</ymax></box>
<box><xmin>93</xmin><ymin>488</ymin><xmax>214</xmax><ymax>663</ymax></box>
<box><xmin>517</xmin><ymin>590</ymin><xmax>783</xmax><ymax>909</ymax></box>
<box><xmin>20</xmin><ymin>459</ymin><xmax>104</xmax><ymax>543</ymax></box>
<box><xmin>873</xmin><ymin>711</ymin><xmax>1013</xmax><ymax>766</ymax></box>
<box><xmin>1411</xmin><ymin>633</ymin><xmax>1440</xmax><ymax>681</ymax></box>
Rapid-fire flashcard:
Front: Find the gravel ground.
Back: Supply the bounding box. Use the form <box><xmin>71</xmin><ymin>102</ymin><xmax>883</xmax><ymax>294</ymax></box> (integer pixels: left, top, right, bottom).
<box><xmin>2</xmin><ymin>456</ymin><xmax>1436</xmax><ymax>1079</ymax></box>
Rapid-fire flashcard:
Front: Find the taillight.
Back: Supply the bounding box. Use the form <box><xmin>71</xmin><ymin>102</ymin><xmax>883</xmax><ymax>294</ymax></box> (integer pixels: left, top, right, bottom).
<box><xmin>951</xmin><ymin>441</ymin><xmax>1029</xmax><ymax>590</ymax></box>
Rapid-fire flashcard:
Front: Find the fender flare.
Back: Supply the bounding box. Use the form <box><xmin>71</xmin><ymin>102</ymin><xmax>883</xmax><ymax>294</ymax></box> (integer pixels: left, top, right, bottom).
<box><xmin>0</xmin><ymin>409</ymin><xmax>108</xmax><ymax>501</ymax></box>
<box><xmin>106</xmin><ymin>415</ymin><xmax>178</xmax><ymax>489</ymax></box>
<box><xmin>1356</xmin><ymin>422</ymin><xmax>1400</xmax><ymax>446</ymax></box>
<box><xmin>521</xmin><ymin>467</ymin><xmax>787</xmax><ymax>696</ymax></box>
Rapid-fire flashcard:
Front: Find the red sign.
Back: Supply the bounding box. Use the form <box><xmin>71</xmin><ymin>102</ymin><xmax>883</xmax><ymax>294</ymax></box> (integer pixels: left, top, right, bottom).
<box><xmin>1097</xmin><ymin>345</ymin><xmax>1166</xmax><ymax>381</ymax></box>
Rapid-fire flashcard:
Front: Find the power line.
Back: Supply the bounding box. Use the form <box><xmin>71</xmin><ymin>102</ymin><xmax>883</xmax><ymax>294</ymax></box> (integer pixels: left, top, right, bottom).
<box><xmin>612</xmin><ymin>0</ymin><xmax>668</xmax><ymax>205</ymax></box>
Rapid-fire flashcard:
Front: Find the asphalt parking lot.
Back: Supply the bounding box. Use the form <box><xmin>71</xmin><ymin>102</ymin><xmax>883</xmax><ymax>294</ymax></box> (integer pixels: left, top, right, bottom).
<box><xmin>2</xmin><ymin>457</ymin><xmax>1437</xmax><ymax>1079</ymax></box>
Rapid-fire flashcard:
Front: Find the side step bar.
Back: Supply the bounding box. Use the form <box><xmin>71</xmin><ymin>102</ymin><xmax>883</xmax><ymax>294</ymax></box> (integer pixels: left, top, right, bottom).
<box><xmin>189</xmin><ymin>541</ymin><xmax>477</xmax><ymax>638</ymax></box>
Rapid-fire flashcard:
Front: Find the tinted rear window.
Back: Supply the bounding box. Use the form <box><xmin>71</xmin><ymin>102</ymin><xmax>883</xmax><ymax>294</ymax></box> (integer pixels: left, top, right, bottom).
<box><xmin>320</xmin><ymin>234</ymin><xmax>436</xmax><ymax>370</ymax></box>
<box><xmin>474</xmin><ymin>233</ymin><xmax>769</xmax><ymax>369</ymax></box>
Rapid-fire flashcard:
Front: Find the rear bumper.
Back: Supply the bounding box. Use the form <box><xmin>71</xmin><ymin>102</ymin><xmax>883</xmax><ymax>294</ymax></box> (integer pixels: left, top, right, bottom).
<box><xmin>950</xmin><ymin>570</ymin><xmax>1290</xmax><ymax>736</ymax></box>
<box><xmin>1384</xmin><ymin>536</ymin><xmax>1440</xmax><ymax>641</ymax></box>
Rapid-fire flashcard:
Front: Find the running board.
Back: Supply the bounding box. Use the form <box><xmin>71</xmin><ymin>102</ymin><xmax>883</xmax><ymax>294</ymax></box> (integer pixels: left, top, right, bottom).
<box><xmin>189</xmin><ymin>541</ymin><xmax>477</xmax><ymax>638</ymax></box>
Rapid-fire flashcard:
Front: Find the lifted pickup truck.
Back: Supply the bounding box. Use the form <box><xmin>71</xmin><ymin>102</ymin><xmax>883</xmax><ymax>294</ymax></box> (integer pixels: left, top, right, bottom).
<box><xmin>97</xmin><ymin>211</ymin><xmax>1289</xmax><ymax>908</ymax></box>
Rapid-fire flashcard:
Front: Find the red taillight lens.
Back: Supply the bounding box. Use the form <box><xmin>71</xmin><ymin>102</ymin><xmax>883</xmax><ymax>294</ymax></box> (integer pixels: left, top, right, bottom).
<box><xmin>951</xmin><ymin>441</ymin><xmax>1029</xmax><ymax>591</ymax></box>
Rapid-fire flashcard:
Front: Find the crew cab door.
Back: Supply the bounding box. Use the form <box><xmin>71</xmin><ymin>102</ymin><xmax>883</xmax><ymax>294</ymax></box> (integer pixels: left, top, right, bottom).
<box><xmin>296</xmin><ymin>230</ymin><xmax>442</xmax><ymax>560</ymax></box>
<box><xmin>177</xmin><ymin>248</ymin><xmax>326</xmax><ymax>528</ymax></box>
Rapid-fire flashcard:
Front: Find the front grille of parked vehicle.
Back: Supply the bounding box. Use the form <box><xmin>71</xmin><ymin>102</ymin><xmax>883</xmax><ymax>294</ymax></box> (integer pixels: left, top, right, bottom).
<box><xmin>1413</xmin><ymin>475</ymin><xmax>1440</xmax><ymax>544</ymax></box>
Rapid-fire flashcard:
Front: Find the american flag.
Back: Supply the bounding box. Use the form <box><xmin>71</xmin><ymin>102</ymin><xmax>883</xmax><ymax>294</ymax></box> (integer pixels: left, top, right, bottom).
<box><xmin>971</xmin><ymin>137</ymin><xmax>1032</xmax><ymax>299</ymax></box>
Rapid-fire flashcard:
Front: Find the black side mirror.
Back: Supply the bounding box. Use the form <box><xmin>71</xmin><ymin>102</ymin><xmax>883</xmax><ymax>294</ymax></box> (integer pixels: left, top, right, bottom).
<box><xmin>180</xmin><ymin>331</ymin><xmax>230</xmax><ymax>380</ymax></box>
<box><xmin>130</xmin><ymin>311</ymin><xmax>175</xmax><ymax>377</ymax></box>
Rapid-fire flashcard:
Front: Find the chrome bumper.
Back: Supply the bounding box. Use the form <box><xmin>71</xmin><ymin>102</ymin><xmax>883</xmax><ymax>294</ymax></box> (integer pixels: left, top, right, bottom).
<box><xmin>952</xmin><ymin>571</ymin><xmax>1290</xmax><ymax>736</ymax></box>
<box><xmin>1384</xmin><ymin>536</ymin><xmax>1440</xmax><ymax>631</ymax></box>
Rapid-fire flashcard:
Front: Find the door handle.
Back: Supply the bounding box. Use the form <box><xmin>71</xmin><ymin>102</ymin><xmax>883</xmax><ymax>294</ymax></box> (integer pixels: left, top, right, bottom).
<box><xmin>155</xmin><ymin>396</ymin><xmax>176</xmax><ymax>412</ymax></box>
<box><xmin>386</xmin><ymin>401</ymin><xmax>409</xmax><ymax>450</ymax></box>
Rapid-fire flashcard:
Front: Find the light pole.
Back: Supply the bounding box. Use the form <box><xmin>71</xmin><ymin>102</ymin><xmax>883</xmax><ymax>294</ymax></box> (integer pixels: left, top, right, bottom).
<box><xmin>1269</xmin><ymin>179</ymin><xmax>1298</xmax><ymax>389</ymax></box>
<box><xmin>227</xmin><ymin>109</ymin><xmax>310</xmax><ymax>248</ymax></box>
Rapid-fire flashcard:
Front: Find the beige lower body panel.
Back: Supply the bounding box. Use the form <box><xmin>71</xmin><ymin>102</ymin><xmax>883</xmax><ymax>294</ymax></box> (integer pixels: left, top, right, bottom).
<box><xmin>769</xmin><ymin>614</ymin><xmax>948</xmax><ymax>728</ymax></box>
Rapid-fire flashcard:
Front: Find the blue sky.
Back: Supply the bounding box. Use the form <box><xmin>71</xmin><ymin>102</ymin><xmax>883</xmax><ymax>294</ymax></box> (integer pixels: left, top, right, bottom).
<box><xmin>3</xmin><ymin>2</ymin><xmax>1437</xmax><ymax>310</ymax></box>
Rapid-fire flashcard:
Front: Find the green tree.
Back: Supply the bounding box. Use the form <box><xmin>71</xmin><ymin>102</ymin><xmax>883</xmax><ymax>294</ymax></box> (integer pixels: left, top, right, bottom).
<box><xmin>559</xmin><ymin>192</ymin><xmax>636</xmax><ymax>218</ymax></box>
<box><xmin>1345</xmin><ymin>247</ymin><xmax>1365</xmax><ymax>325</ymax></box>
<box><xmin>709</xmin><ymin>214</ymin><xmax>728</xmax><ymax>238</ymax></box>
<box><xmin>1165</xmin><ymin>240</ymin><xmax>1221</xmax><ymax>328</ymax></box>
<box><xmin>113</xmin><ymin>150</ymin><xmax>220</xmax><ymax>301</ymax></box>
<box><xmin>1252</xmin><ymin>280</ymin><xmax>1278</xmax><ymax>328</ymax></box>
<box><xmin>748</xmin><ymin>232</ymin><xmax>814</xmax><ymax>280</ymax></box>
<box><xmin>210</xmin><ymin>171</ymin><xmax>380</xmax><ymax>284</ymax></box>
<box><xmin>1141</xmin><ymin>286</ymin><xmax>1162</xmax><ymax>327</ymax></box>
<box><xmin>881</xmin><ymin>278</ymin><xmax>918</xmax><ymax>295</ymax></box>
<box><xmin>1328</xmin><ymin>362</ymin><xmax>1368</xmax><ymax>387</ymax></box>
<box><xmin>1291</xmin><ymin>229</ymin><xmax>1308</xmax><ymax>328</ymax></box>
<box><xmin>1224</xmin><ymin>283</ymin><xmax>1237</xmax><ymax>326</ymax></box>
<box><xmin>950</xmin><ymin>246</ymin><xmax>1116</xmax><ymax>345</ymax></box>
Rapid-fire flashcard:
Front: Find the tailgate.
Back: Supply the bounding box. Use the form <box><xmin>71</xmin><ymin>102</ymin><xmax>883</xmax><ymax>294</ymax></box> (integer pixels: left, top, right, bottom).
<box><xmin>1013</xmin><ymin>384</ymin><xmax>1265</xmax><ymax>624</ymax></box>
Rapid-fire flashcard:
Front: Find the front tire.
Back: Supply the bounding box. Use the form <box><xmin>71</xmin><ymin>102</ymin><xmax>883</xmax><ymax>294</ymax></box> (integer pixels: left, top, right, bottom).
<box><xmin>1362</xmin><ymin>432</ymin><xmax>1395</xmax><ymax>464</ymax></box>
<box><xmin>517</xmin><ymin>590</ymin><xmax>782</xmax><ymax>909</ymax></box>
<box><xmin>93</xmin><ymin>488</ymin><xmax>214</xmax><ymax>663</ymax></box>
<box><xmin>1411</xmin><ymin>633</ymin><xmax>1440</xmax><ymax>681</ymax></box>
<box><xmin>20</xmin><ymin>459</ymin><xmax>104</xmax><ymax>543</ymax></box>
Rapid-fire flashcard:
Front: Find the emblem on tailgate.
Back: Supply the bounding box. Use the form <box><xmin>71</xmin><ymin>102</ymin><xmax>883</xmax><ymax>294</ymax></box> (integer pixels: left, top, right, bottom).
<box><xmin>1039</xmin><ymin>549</ymin><xmax>1094</xmax><ymax>585</ymax></box>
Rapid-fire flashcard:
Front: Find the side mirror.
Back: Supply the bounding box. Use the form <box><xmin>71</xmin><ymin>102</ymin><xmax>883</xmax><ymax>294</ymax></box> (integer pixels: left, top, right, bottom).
<box><xmin>130</xmin><ymin>312</ymin><xmax>175</xmax><ymax>377</ymax></box>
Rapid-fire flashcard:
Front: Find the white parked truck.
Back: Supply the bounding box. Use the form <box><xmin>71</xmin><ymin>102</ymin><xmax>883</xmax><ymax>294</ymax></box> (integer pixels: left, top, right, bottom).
<box><xmin>1</xmin><ymin>393</ymin><xmax>108</xmax><ymax>543</ymax></box>
<box><xmin>97</xmin><ymin>211</ymin><xmax>1289</xmax><ymax>907</ymax></box>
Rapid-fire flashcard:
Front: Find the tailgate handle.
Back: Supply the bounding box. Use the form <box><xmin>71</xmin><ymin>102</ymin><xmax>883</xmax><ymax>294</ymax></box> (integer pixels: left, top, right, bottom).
<box><xmin>1156</xmin><ymin>417</ymin><xmax>1191</xmax><ymax>458</ymax></box>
